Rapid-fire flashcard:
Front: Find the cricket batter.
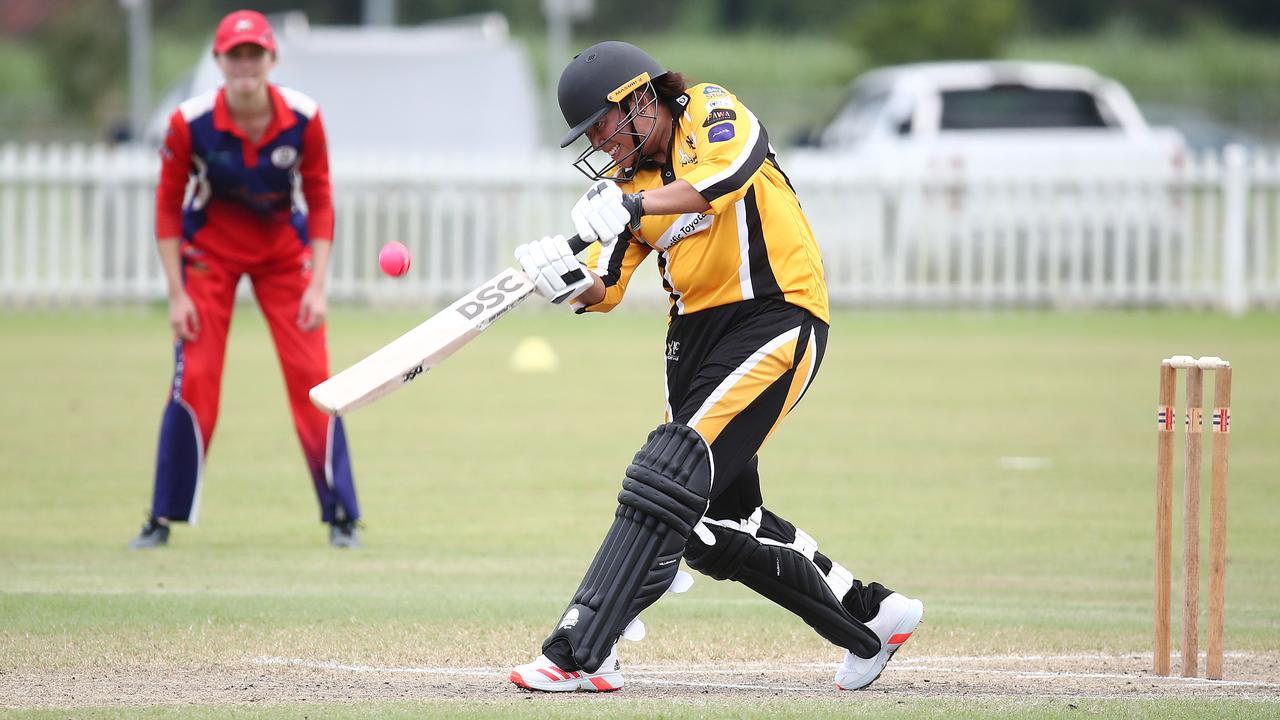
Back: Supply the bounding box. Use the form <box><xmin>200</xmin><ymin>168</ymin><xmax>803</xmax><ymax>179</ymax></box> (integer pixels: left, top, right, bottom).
<box><xmin>128</xmin><ymin>10</ymin><xmax>360</xmax><ymax>549</ymax></box>
<box><xmin>508</xmin><ymin>41</ymin><xmax>923</xmax><ymax>692</ymax></box>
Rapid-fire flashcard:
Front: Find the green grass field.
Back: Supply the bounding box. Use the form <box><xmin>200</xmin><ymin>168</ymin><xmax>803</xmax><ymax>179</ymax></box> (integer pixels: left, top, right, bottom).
<box><xmin>1</xmin><ymin>306</ymin><xmax>1278</xmax><ymax>718</ymax></box>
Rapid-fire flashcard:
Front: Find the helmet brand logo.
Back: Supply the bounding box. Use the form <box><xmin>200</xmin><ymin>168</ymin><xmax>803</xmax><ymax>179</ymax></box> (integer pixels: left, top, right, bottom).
<box><xmin>607</xmin><ymin>72</ymin><xmax>651</xmax><ymax>103</ymax></box>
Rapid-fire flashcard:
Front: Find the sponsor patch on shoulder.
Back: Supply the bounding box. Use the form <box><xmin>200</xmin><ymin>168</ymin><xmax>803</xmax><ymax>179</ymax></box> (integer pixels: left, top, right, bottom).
<box><xmin>707</xmin><ymin>123</ymin><xmax>735</xmax><ymax>143</ymax></box>
<box><xmin>702</xmin><ymin>109</ymin><xmax>737</xmax><ymax>127</ymax></box>
<box><xmin>702</xmin><ymin>84</ymin><xmax>728</xmax><ymax>98</ymax></box>
<box><xmin>705</xmin><ymin>98</ymin><xmax>734</xmax><ymax>111</ymax></box>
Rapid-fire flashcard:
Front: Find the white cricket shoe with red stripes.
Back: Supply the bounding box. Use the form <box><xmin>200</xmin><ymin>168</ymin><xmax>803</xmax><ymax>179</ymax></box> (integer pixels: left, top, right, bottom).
<box><xmin>509</xmin><ymin>645</ymin><xmax>623</xmax><ymax>693</ymax></box>
<box><xmin>834</xmin><ymin>592</ymin><xmax>924</xmax><ymax>691</ymax></box>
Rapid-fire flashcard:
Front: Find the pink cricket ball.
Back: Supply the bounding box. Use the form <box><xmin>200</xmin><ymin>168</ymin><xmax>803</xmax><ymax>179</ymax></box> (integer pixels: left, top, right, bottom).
<box><xmin>378</xmin><ymin>242</ymin><xmax>412</xmax><ymax>277</ymax></box>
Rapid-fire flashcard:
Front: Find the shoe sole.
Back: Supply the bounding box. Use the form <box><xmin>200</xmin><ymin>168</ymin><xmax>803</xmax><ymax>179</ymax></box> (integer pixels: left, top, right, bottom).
<box><xmin>836</xmin><ymin>599</ymin><xmax>925</xmax><ymax>691</ymax></box>
<box><xmin>509</xmin><ymin>670</ymin><xmax>623</xmax><ymax>692</ymax></box>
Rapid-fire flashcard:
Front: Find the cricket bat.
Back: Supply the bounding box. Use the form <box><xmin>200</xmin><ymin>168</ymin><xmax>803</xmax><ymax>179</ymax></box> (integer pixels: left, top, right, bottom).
<box><xmin>309</xmin><ymin>234</ymin><xmax>590</xmax><ymax>416</ymax></box>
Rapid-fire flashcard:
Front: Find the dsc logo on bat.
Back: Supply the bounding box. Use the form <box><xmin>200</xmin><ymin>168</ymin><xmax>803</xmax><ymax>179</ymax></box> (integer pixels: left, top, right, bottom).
<box><xmin>401</xmin><ymin>364</ymin><xmax>425</xmax><ymax>384</ymax></box>
<box><xmin>455</xmin><ymin>274</ymin><xmax>527</xmax><ymax>320</ymax></box>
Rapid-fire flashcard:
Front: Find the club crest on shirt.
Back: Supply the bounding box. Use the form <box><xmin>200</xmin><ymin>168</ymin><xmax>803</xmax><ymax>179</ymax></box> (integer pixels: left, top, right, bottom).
<box><xmin>270</xmin><ymin>145</ymin><xmax>298</xmax><ymax>168</ymax></box>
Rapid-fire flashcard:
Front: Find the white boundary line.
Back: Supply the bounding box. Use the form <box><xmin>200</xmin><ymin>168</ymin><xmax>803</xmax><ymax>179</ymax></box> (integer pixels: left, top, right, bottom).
<box><xmin>885</xmin><ymin>651</ymin><xmax>1258</xmax><ymax>664</ymax></box>
<box><xmin>255</xmin><ymin>657</ymin><xmax>500</xmax><ymax>676</ymax></box>
<box><xmin>251</xmin><ymin>655</ymin><xmax>1280</xmax><ymax>693</ymax></box>
<box><xmin>895</xmin><ymin>665</ymin><xmax>1280</xmax><ymax>689</ymax></box>
<box><xmin>251</xmin><ymin>657</ymin><xmax>815</xmax><ymax>692</ymax></box>
<box><xmin>637</xmin><ymin>678</ymin><xmax>815</xmax><ymax>692</ymax></box>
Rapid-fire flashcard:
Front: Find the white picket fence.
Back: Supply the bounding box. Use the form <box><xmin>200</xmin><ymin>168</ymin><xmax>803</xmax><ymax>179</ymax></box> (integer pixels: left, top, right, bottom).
<box><xmin>1</xmin><ymin>142</ymin><xmax>1278</xmax><ymax>312</ymax></box>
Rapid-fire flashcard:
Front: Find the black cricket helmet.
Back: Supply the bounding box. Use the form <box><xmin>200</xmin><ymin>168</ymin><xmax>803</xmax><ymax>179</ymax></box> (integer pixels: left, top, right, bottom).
<box><xmin>557</xmin><ymin>41</ymin><xmax>667</xmax><ymax>180</ymax></box>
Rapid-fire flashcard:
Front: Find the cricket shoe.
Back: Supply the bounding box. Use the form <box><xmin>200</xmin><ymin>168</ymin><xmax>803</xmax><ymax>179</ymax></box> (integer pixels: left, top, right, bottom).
<box><xmin>127</xmin><ymin>517</ymin><xmax>170</xmax><ymax>549</ymax></box>
<box><xmin>329</xmin><ymin>519</ymin><xmax>361</xmax><ymax>548</ymax></box>
<box><xmin>509</xmin><ymin>644</ymin><xmax>623</xmax><ymax>692</ymax></box>
<box><xmin>834</xmin><ymin>592</ymin><xmax>924</xmax><ymax>691</ymax></box>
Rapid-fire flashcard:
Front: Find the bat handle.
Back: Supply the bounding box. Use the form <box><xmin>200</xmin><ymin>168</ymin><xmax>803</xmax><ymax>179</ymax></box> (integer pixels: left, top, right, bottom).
<box><xmin>567</xmin><ymin>229</ymin><xmax>632</xmax><ymax>255</ymax></box>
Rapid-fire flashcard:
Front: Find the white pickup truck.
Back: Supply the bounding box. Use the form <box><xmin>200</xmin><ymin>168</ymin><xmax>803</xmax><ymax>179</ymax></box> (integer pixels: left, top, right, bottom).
<box><xmin>813</xmin><ymin>61</ymin><xmax>1186</xmax><ymax>179</ymax></box>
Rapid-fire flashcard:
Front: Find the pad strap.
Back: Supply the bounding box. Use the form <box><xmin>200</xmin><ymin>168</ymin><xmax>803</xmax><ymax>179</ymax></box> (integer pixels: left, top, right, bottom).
<box><xmin>684</xmin><ymin>506</ymin><xmax>881</xmax><ymax>658</ymax></box>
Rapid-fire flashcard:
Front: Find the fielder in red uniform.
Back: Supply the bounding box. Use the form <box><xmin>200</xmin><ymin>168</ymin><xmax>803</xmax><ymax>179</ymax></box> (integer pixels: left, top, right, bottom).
<box><xmin>129</xmin><ymin>10</ymin><xmax>360</xmax><ymax>549</ymax></box>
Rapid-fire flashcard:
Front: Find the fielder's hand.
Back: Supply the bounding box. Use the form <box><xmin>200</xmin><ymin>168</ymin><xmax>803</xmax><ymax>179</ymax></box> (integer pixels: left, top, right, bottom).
<box><xmin>168</xmin><ymin>290</ymin><xmax>200</xmax><ymax>341</ymax></box>
<box><xmin>571</xmin><ymin>180</ymin><xmax>644</xmax><ymax>246</ymax></box>
<box><xmin>514</xmin><ymin>234</ymin><xmax>594</xmax><ymax>304</ymax></box>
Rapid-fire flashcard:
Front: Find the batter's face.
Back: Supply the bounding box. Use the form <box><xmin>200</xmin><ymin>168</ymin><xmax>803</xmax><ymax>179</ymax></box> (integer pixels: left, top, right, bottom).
<box><xmin>570</xmin><ymin>86</ymin><xmax>670</xmax><ymax>181</ymax></box>
<box><xmin>585</xmin><ymin>88</ymin><xmax>667</xmax><ymax>171</ymax></box>
<box><xmin>586</xmin><ymin>105</ymin><xmax>640</xmax><ymax>171</ymax></box>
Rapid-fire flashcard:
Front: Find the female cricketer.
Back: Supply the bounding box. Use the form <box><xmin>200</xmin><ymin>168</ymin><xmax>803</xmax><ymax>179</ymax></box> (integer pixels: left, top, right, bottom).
<box><xmin>508</xmin><ymin>41</ymin><xmax>923</xmax><ymax>692</ymax></box>
<box><xmin>128</xmin><ymin>10</ymin><xmax>360</xmax><ymax>550</ymax></box>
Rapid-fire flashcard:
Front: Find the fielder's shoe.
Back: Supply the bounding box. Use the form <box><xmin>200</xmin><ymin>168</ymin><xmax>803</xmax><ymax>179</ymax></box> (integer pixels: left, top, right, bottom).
<box><xmin>509</xmin><ymin>644</ymin><xmax>623</xmax><ymax>692</ymax></box>
<box><xmin>128</xmin><ymin>517</ymin><xmax>170</xmax><ymax>549</ymax></box>
<box><xmin>329</xmin><ymin>519</ymin><xmax>361</xmax><ymax>549</ymax></box>
<box><xmin>835</xmin><ymin>592</ymin><xmax>924</xmax><ymax>691</ymax></box>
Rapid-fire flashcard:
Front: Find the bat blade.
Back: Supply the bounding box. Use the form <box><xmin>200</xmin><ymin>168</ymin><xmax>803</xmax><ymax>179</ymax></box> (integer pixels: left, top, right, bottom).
<box><xmin>309</xmin><ymin>267</ymin><xmax>536</xmax><ymax>416</ymax></box>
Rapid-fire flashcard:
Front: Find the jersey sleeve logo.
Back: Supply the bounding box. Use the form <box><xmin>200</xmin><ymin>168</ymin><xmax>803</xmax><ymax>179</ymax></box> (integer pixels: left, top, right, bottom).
<box><xmin>702</xmin><ymin>85</ymin><xmax>728</xmax><ymax>98</ymax></box>
<box><xmin>702</xmin><ymin>109</ymin><xmax>737</xmax><ymax>127</ymax></box>
<box><xmin>707</xmin><ymin>123</ymin><xmax>735</xmax><ymax>143</ymax></box>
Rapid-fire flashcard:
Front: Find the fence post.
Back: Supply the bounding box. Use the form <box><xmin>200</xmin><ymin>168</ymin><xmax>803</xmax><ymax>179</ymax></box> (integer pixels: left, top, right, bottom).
<box><xmin>1220</xmin><ymin>144</ymin><xmax>1248</xmax><ymax>315</ymax></box>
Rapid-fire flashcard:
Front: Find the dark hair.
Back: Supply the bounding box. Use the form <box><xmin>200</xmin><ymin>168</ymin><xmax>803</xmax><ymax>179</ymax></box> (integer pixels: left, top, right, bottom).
<box><xmin>652</xmin><ymin>71</ymin><xmax>690</xmax><ymax>114</ymax></box>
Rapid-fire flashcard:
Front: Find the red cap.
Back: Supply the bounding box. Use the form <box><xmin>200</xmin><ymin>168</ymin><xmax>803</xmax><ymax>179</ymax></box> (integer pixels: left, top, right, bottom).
<box><xmin>213</xmin><ymin>10</ymin><xmax>277</xmax><ymax>54</ymax></box>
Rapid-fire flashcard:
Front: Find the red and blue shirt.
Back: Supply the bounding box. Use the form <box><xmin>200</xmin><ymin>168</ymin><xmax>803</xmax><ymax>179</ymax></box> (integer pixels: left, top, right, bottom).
<box><xmin>156</xmin><ymin>84</ymin><xmax>334</xmax><ymax>265</ymax></box>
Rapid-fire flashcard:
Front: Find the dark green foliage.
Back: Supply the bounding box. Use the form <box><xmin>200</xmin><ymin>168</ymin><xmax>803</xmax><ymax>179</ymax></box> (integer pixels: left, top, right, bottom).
<box><xmin>5</xmin><ymin>0</ymin><xmax>1280</xmax><ymax>141</ymax></box>
<box><xmin>36</xmin><ymin>1</ymin><xmax>127</xmax><ymax>116</ymax></box>
<box><xmin>1025</xmin><ymin>0</ymin><xmax>1280</xmax><ymax>36</ymax></box>
<box><xmin>846</xmin><ymin>0</ymin><xmax>1023</xmax><ymax>66</ymax></box>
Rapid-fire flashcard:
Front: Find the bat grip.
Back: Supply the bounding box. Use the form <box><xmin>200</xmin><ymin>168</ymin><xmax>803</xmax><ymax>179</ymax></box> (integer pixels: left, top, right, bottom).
<box><xmin>567</xmin><ymin>228</ymin><xmax>633</xmax><ymax>255</ymax></box>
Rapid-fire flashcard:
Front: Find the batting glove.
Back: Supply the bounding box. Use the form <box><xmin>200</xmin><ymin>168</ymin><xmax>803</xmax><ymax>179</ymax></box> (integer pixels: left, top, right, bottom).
<box><xmin>514</xmin><ymin>234</ymin><xmax>593</xmax><ymax>304</ymax></box>
<box><xmin>571</xmin><ymin>180</ymin><xmax>644</xmax><ymax>246</ymax></box>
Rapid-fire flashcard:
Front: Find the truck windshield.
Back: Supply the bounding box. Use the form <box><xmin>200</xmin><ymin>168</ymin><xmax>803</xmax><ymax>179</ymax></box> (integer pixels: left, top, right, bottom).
<box><xmin>820</xmin><ymin>89</ymin><xmax>890</xmax><ymax>148</ymax></box>
<box><xmin>940</xmin><ymin>87</ymin><xmax>1109</xmax><ymax>130</ymax></box>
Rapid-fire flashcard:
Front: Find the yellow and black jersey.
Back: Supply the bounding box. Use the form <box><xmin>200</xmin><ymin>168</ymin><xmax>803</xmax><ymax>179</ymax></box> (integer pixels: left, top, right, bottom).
<box><xmin>571</xmin><ymin>83</ymin><xmax>829</xmax><ymax>323</ymax></box>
